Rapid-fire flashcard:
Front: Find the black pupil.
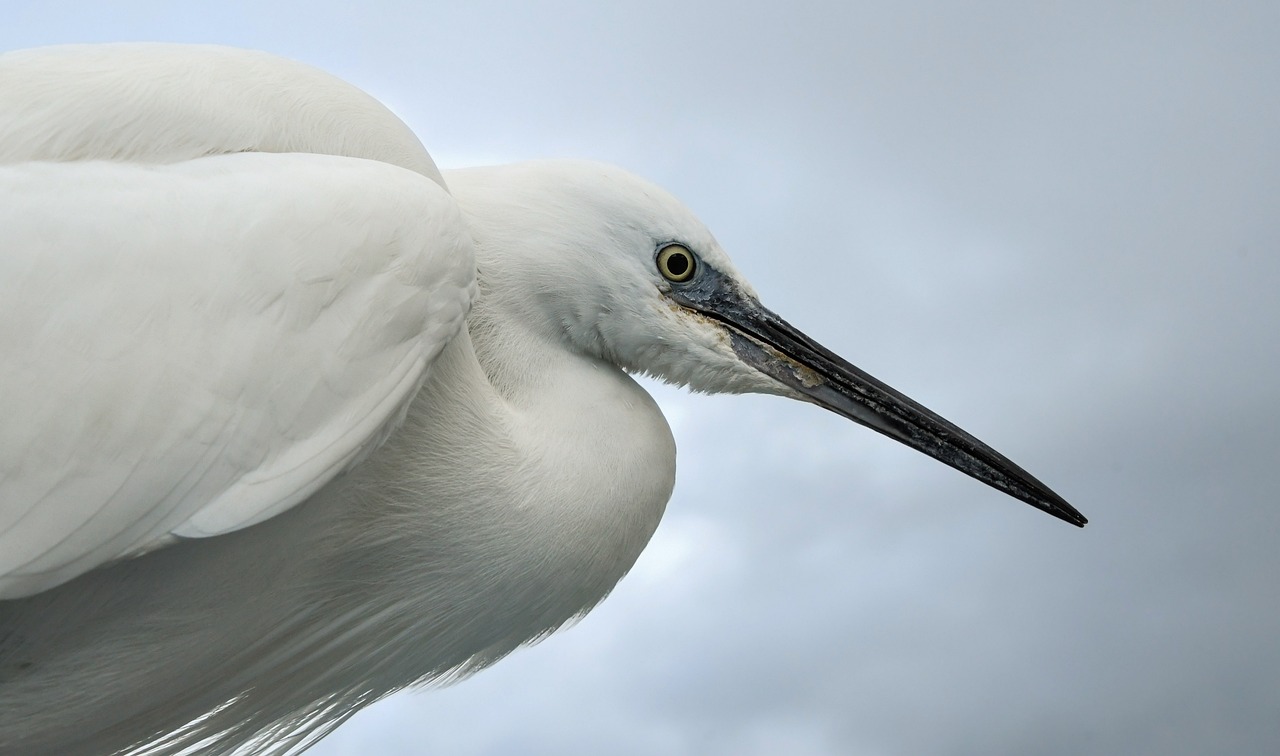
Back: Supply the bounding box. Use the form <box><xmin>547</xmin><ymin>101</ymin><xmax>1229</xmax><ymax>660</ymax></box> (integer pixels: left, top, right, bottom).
<box><xmin>666</xmin><ymin>253</ymin><xmax>689</xmax><ymax>276</ymax></box>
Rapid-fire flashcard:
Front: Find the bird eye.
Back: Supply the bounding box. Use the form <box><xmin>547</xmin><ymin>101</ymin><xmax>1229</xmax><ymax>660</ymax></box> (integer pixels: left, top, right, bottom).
<box><xmin>656</xmin><ymin>244</ymin><xmax>696</xmax><ymax>282</ymax></box>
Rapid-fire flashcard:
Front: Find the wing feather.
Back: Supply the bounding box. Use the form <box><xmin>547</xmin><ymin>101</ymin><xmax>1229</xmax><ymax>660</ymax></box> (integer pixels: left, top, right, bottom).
<box><xmin>0</xmin><ymin>152</ymin><xmax>474</xmax><ymax>597</ymax></box>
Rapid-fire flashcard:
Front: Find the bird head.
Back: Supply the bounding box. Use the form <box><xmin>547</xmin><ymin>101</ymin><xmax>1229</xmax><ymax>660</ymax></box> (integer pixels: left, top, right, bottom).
<box><xmin>444</xmin><ymin>160</ymin><xmax>1085</xmax><ymax>527</ymax></box>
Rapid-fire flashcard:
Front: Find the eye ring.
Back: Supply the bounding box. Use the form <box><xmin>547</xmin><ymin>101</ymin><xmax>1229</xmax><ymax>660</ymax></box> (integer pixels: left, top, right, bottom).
<box><xmin>656</xmin><ymin>244</ymin><xmax>696</xmax><ymax>283</ymax></box>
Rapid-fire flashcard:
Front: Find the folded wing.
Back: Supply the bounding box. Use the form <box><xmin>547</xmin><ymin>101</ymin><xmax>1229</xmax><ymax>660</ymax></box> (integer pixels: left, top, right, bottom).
<box><xmin>0</xmin><ymin>152</ymin><xmax>474</xmax><ymax>597</ymax></box>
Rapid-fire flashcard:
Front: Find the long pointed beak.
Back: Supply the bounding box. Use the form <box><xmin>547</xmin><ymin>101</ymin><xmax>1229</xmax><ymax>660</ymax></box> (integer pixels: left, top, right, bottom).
<box><xmin>672</xmin><ymin>280</ymin><xmax>1086</xmax><ymax>527</ymax></box>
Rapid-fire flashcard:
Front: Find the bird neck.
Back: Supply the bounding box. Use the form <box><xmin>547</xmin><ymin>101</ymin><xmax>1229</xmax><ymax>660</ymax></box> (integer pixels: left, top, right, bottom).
<box><xmin>327</xmin><ymin>301</ymin><xmax>678</xmax><ymax>644</ymax></box>
<box><xmin>461</xmin><ymin>292</ymin><xmax>678</xmax><ymax>531</ymax></box>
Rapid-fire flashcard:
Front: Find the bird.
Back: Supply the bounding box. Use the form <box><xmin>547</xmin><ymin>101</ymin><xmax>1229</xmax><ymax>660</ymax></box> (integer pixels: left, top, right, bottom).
<box><xmin>0</xmin><ymin>43</ymin><xmax>1086</xmax><ymax>755</ymax></box>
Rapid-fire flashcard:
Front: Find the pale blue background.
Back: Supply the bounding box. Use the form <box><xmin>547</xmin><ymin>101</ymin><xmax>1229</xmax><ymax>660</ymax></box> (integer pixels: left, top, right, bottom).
<box><xmin>4</xmin><ymin>3</ymin><xmax>1278</xmax><ymax>754</ymax></box>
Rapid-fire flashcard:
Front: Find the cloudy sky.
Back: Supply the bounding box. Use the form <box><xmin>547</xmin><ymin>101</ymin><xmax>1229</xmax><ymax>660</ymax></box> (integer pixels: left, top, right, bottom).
<box><xmin>5</xmin><ymin>2</ymin><xmax>1279</xmax><ymax>755</ymax></box>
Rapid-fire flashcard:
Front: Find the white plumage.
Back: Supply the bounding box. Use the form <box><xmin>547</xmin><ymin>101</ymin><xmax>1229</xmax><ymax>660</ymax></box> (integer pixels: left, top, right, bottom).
<box><xmin>0</xmin><ymin>43</ymin><xmax>1083</xmax><ymax>755</ymax></box>
<box><xmin>1</xmin><ymin>153</ymin><xmax>470</xmax><ymax>595</ymax></box>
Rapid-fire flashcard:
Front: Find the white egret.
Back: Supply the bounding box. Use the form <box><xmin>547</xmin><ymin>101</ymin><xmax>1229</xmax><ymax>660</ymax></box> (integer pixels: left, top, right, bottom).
<box><xmin>0</xmin><ymin>43</ymin><xmax>1086</xmax><ymax>755</ymax></box>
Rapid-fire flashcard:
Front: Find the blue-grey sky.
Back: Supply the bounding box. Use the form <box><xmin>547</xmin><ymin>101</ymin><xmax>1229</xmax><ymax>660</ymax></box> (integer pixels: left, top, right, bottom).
<box><xmin>4</xmin><ymin>2</ymin><xmax>1278</xmax><ymax>754</ymax></box>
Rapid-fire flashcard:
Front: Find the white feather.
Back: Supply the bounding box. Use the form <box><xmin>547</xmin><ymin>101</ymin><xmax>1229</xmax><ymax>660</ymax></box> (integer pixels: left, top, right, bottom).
<box><xmin>0</xmin><ymin>44</ymin><xmax>721</xmax><ymax>755</ymax></box>
<box><xmin>0</xmin><ymin>97</ymin><xmax>473</xmax><ymax>598</ymax></box>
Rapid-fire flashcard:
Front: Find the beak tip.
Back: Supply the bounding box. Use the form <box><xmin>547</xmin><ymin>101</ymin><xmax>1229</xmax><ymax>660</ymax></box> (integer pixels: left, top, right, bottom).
<box><xmin>1048</xmin><ymin>499</ymin><xmax>1088</xmax><ymax>528</ymax></box>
